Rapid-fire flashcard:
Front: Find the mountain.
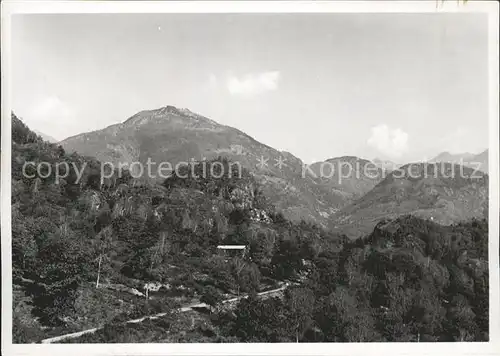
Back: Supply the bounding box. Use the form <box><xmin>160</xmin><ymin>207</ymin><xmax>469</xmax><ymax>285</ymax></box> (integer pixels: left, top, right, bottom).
<box><xmin>308</xmin><ymin>156</ymin><xmax>386</xmax><ymax>200</ymax></box>
<box><xmin>34</xmin><ymin>130</ymin><xmax>58</xmax><ymax>144</ymax></box>
<box><xmin>12</xmin><ymin>113</ymin><xmax>351</xmax><ymax>341</ymax></box>
<box><xmin>429</xmin><ymin>150</ymin><xmax>488</xmax><ymax>173</ymax></box>
<box><xmin>372</xmin><ymin>158</ymin><xmax>400</xmax><ymax>172</ymax></box>
<box><xmin>468</xmin><ymin>150</ymin><xmax>489</xmax><ymax>173</ymax></box>
<box><xmin>60</xmin><ymin>105</ymin><xmax>350</xmax><ymax>226</ymax></box>
<box><xmin>429</xmin><ymin>151</ymin><xmax>475</xmax><ymax>163</ymax></box>
<box><xmin>11</xmin><ymin>113</ymin><xmax>490</xmax><ymax>343</ymax></box>
<box><xmin>332</xmin><ymin>162</ymin><xmax>488</xmax><ymax>238</ymax></box>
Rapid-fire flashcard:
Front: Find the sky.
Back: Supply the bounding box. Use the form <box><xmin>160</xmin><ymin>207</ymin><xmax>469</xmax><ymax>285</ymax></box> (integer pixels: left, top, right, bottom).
<box><xmin>11</xmin><ymin>13</ymin><xmax>489</xmax><ymax>164</ymax></box>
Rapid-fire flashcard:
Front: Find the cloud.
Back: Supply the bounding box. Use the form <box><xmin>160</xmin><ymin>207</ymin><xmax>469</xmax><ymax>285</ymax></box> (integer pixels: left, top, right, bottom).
<box><xmin>367</xmin><ymin>124</ymin><xmax>409</xmax><ymax>158</ymax></box>
<box><xmin>226</xmin><ymin>71</ymin><xmax>280</xmax><ymax>96</ymax></box>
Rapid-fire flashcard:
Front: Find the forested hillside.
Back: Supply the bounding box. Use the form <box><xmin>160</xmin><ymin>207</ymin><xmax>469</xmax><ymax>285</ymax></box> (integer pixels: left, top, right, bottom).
<box><xmin>60</xmin><ymin>216</ymin><xmax>489</xmax><ymax>343</ymax></box>
<box><xmin>11</xmin><ymin>114</ymin><xmax>489</xmax><ymax>343</ymax></box>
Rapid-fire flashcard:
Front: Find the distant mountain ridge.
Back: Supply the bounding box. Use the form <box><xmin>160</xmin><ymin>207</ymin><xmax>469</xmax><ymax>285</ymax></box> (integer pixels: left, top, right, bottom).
<box><xmin>429</xmin><ymin>150</ymin><xmax>488</xmax><ymax>173</ymax></box>
<box><xmin>429</xmin><ymin>151</ymin><xmax>475</xmax><ymax>163</ymax></box>
<box><xmin>34</xmin><ymin>130</ymin><xmax>58</xmax><ymax>144</ymax></box>
<box><xmin>332</xmin><ymin>162</ymin><xmax>488</xmax><ymax>238</ymax></box>
<box><xmin>372</xmin><ymin>158</ymin><xmax>401</xmax><ymax>171</ymax></box>
<box><xmin>308</xmin><ymin>156</ymin><xmax>386</xmax><ymax>200</ymax></box>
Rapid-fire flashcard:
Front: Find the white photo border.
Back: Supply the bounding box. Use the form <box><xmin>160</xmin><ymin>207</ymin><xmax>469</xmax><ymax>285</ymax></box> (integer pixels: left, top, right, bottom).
<box><xmin>1</xmin><ymin>1</ymin><xmax>499</xmax><ymax>355</ymax></box>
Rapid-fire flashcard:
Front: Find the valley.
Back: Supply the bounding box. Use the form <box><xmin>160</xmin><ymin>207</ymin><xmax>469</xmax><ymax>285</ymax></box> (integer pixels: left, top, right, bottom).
<box><xmin>11</xmin><ymin>110</ymin><xmax>490</xmax><ymax>343</ymax></box>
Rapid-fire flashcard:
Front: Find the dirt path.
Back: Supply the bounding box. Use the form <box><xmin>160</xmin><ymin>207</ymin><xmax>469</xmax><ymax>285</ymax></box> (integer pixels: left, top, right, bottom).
<box><xmin>40</xmin><ymin>284</ymin><xmax>288</xmax><ymax>344</ymax></box>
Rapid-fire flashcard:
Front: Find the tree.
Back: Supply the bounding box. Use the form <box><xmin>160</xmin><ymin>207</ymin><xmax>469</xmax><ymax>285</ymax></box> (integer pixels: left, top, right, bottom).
<box><xmin>200</xmin><ymin>286</ymin><xmax>223</xmax><ymax>313</ymax></box>
<box><xmin>92</xmin><ymin>226</ymin><xmax>114</xmax><ymax>288</ymax></box>
<box><xmin>284</xmin><ymin>287</ymin><xmax>315</xmax><ymax>342</ymax></box>
<box><xmin>230</xmin><ymin>296</ymin><xmax>289</xmax><ymax>342</ymax></box>
<box><xmin>27</xmin><ymin>228</ymin><xmax>91</xmax><ymax>326</ymax></box>
<box><xmin>445</xmin><ymin>294</ymin><xmax>477</xmax><ymax>341</ymax></box>
<box><xmin>271</xmin><ymin>239</ymin><xmax>303</xmax><ymax>280</ymax></box>
<box><xmin>231</xmin><ymin>258</ymin><xmax>261</xmax><ymax>294</ymax></box>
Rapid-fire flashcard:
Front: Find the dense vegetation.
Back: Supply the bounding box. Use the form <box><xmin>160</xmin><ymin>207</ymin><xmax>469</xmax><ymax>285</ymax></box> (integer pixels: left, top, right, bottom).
<box><xmin>217</xmin><ymin>216</ymin><xmax>489</xmax><ymax>342</ymax></box>
<box><xmin>11</xmin><ymin>114</ymin><xmax>489</xmax><ymax>343</ymax></box>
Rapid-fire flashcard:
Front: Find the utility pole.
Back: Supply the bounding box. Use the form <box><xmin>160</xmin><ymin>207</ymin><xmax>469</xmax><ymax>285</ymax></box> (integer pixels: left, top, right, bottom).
<box><xmin>96</xmin><ymin>254</ymin><xmax>102</xmax><ymax>289</ymax></box>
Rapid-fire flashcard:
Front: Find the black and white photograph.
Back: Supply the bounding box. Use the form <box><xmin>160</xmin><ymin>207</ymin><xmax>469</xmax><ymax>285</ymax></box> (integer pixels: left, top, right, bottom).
<box><xmin>1</xmin><ymin>1</ymin><xmax>499</xmax><ymax>355</ymax></box>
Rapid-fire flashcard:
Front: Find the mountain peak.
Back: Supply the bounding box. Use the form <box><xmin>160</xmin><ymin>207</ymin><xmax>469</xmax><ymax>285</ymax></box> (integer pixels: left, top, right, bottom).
<box><xmin>325</xmin><ymin>155</ymin><xmax>370</xmax><ymax>164</ymax></box>
<box><xmin>120</xmin><ymin>105</ymin><xmax>220</xmax><ymax>130</ymax></box>
<box><xmin>155</xmin><ymin>105</ymin><xmax>183</xmax><ymax>116</ymax></box>
<box><xmin>156</xmin><ymin>105</ymin><xmax>199</xmax><ymax>117</ymax></box>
